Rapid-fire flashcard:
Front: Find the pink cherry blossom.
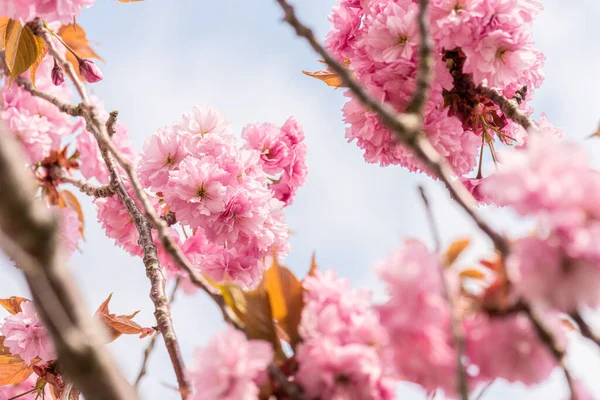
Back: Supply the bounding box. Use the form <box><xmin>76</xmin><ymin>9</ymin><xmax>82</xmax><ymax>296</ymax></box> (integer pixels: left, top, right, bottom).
<box><xmin>325</xmin><ymin>3</ymin><xmax>363</xmax><ymax>60</ymax></box>
<box><xmin>189</xmin><ymin>326</ymin><xmax>273</xmax><ymax>400</ymax></box>
<box><xmin>0</xmin><ymin>375</ymin><xmax>45</xmax><ymax>400</ymax></box>
<box><xmin>55</xmin><ymin>206</ymin><xmax>82</xmax><ymax>259</ymax></box>
<box><xmin>164</xmin><ymin>156</ymin><xmax>228</xmax><ymax>228</ymax></box>
<box><xmin>508</xmin><ymin>236</ymin><xmax>600</xmax><ymax>312</ymax></box>
<box><xmin>0</xmin><ymin>0</ymin><xmax>96</xmax><ymax>24</ymax></box>
<box><xmin>138</xmin><ymin>127</ymin><xmax>188</xmax><ymax>193</ymax></box>
<box><xmin>376</xmin><ymin>239</ymin><xmax>458</xmax><ymax>394</ymax></box>
<box><xmin>0</xmin><ymin>301</ymin><xmax>56</xmax><ymax>365</ymax></box>
<box><xmin>365</xmin><ymin>1</ymin><xmax>419</xmax><ymax>63</ymax></box>
<box><xmin>174</xmin><ymin>105</ymin><xmax>231</xmax><ymax>139</ymax></box>
<box><xmin>296</xmin><ymin>270</ymin><xmax>395</xmax><ymax>399</ymax></box>
<box><xmin>466</xmin><ymin>312</ymin><xmax>562</xmax><ymax>385</ymax></box>
<box><xmin>242</xmin><ymin>122</ymin><xmax>290</xmax><ymax>175</ymax></box>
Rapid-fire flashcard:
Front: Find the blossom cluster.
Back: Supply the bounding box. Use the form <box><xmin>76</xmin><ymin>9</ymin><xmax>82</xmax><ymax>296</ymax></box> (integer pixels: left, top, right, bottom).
<box><xmin>324</xmin><ymin>0</ymin><xmax>555</xmax><ymax>187</ymax></box>
<box><xmin>0</xmin><ymin>0</ymin><xmax>95</xmax><ymax>24</ymax></box>
<box><xmin>484</xmin><ymin>133</ymin><xmax>600</xmax><ymax>313</ymax></box>
<box><xmin>295</xmin><ymin>270</ymin><xmax>396</xmax><ymax>399</ymax></box>
<box><xmin>0</xmin><ymin>301</ymin><xmax>55</xmax><ymax>365</ymax></box>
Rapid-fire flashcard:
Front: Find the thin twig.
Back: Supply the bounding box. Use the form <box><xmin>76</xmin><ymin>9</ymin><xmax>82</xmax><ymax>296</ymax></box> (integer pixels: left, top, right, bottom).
<box><xmin>134</xmin><ymin>278</ymin><xmax>181</xmax><ymax>389</ymax></box>
<box><xmin>106</xmin><ymin>111</ymin><xmax>119</xmax><ymax>138</ymax></box>
<box><xmin>0</xmin><ymin>119</ymin><xmax>137</xmax><ymax>400</ymax></box>
<box><xmin>571</xmin><ymin>312</ymin><xmax>600</xmax><ymax>349</ymax></box>
<box><xmin>419</xmin><ymin>186</ymin><xmax>469</xmax><ymax>400</ymax></box>
<box><xmin>474</xmin><ymin>381</ymin><xmax>494</xmax><ymax>400</ymax></box>
<box><xmin>476</xmin><ymin>85</ymin><xmax>533</xmax><ymax>131</ymax></box>
<box><xmin>36</xmin><ymin>24</ymin><xmax>192</xmax><ymax>399</ymax></box>
<box><xmin>274</xmin><ymin>0</ymin><xmax>509</xmax><ymax>258</ymax></box>
<box><xmin>525</xmin><ymin>305</ymin><xmax>577</xmax><ymax>400</ymax></box>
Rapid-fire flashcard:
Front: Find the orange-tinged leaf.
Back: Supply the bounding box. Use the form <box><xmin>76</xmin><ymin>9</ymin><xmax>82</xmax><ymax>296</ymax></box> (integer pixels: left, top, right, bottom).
<box><xmin>61</xmin><ymin>190</ymin><xmax>85</xmax><ymax>240</ymax></box>
<box><xmin>4</xmin><ymin>21</ymin><xmax>45</xmax><ymax>85</ymax></box>
<box><xmin>264</xmin><ymin>256</ymin><xmax>304</xmax><ymax>348</ymax></box>
<box><xmin>94</xmin><ymin>294</ymin><xmax>154</xmax><ymax>342</ymax></box>
<box><xmin>459</xmin><ymin>268</ymin><xmax>486</xmax><ymax>280</ymax></box>
<box><xmin>302</xmin><ymin>58</ymin><xmax>352</xmax><ymax>89</ymax></box>
<box><xmin>58</xmin><ymin>23</ymin><xmax>102</xmax><ymax>80</ymax></box>
<box><xmin>218</xmin><ymin>283</ymin><xmax>247</xmax><ymax>324</ymax></box>
<box><xmin>244</xmin><ymin>286</ymin><xmax>286</xmax><ymax>363</ymax></box>
<box><xmin>0</xmin><ymin>337</ymin><xmax>34</xmax><ymax>386</ymax></box>
<box><xmin>29</xmin><ymin>43</ymin><xmax>48</xmax><ymax>87</ymax></box>
<box><xmin>306</xmin><ymin>252</ymin><xmax>318</xmax><ymax>279</ymax></box>
<box><xmin>444</xmin><ymin>238</ymin><xmax>470</xmax><ymax>266</ymax></box>
<box><xmin>0</xmin><ymin>17</ymin><xmax>9</xmax><ymax>50</ymax></box>
<box><xmin>561</xmin><ymin>317</ymin><xmax>576</xmax><ymax>331</ymax></box>
<box><xmin>0</xmin><ymin>296</ymin><xmax>28</xmax><ymax>315</ymax></box>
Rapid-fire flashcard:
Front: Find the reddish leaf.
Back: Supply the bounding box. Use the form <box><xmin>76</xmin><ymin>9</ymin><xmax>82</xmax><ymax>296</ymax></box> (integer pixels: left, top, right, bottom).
<box><xmin>306</xmin><ymin>252</ymin><xmax>318</xmax><ymax>279</ymax></box>
<box><xmin>244</xmin><ymin>285</ymin><xmax>286</xmax><ymax>363</ymax></box>
<box><xmin>302</xmin><ymin>59</ymin><xmax>351</xmax><ymax>89</ymax></box>
<box><xmin>0</xmin><ymin>296</ymin><xmax>28</xmax><ymax>315</ymax></box>
<box><xmin>0</xmin><ymin>337</ymin><xmax>34</xmax><ymax>386</ymax></box>
<box><xmin>94</xmin><ymin>294</ymin><xmax>154</xmax><ymax>342</ymax></box>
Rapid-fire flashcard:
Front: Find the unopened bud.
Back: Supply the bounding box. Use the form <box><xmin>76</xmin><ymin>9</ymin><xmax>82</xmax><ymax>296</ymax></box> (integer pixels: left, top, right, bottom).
<box><xmin>51</xmin><ymin>58</ymin><xmax>64</xmax><ymax>86</ymax></box>
<box><xmin>78</xmin><ymin>58</ymin><xmax>103</xmax><ymax>83</ymax></box>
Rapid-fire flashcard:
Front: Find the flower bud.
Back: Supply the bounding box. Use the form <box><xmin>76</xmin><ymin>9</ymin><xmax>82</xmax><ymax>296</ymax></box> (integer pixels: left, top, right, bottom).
<box><xmin>78</xmin><ymin>59</ymin><xmax>103</xmax><ymax>83</ymax></box>
<box><xmin>51</xmin><ymin>58</ymin><xmax>64</xmax><ymax>86</ymax></box>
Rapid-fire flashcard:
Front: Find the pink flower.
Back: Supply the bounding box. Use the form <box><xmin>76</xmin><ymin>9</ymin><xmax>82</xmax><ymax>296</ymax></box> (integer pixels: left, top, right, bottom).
<box><xmin>508</xmin><ymin>237</ymin><xmax>600</xmax><ymax>312</ymax></box>
<box><xmin>242</xmin><ymin>122</ymin><xmax>291</xmax><ymax>175</ymax></box>
<box><xmin>55</xmin><ymin>206</ymin><xmax>82</xmax><ymax>259</ymax></box>
<box><xmin>296</xmin><ymin>340</ymin><xmax>396</xmax><ymax>400</ymax></box>
<box><xmin>296</xmin><ymin>270</ymin><xmax>395</xmax><ymax>399</ymax></box>
<box><xmin>460</xmin><ymin>176</ymin><xmax>492</xmax><ymax>204</ymax></box>
<box><xmin>325</xmin><ymin>4</ymin><xmax>363</xmax><ymax>60</ymax></box>
<box><xmin>174</xmin><ymin>105</ymin><xmax>231</xmax><ymax>138</ymax></box>
<box><xmin>0</xmin><ymin>375</ymin><xmax>45</xmax><ymax>400</ymax></box>
<box><xmin>78</xmin><ymin>59</ymin><xmax>103</xmax><ymax>83</ymax></box>
<box><xmin>430</xmin><ymin>0</ymin><xmax>484</xmax><ymax>49</ymax></box>
<box><xmin>466</xmin><ymin>312</ymin><xmax>561</xmax><ymax>385</ymax></box>
<box><xmin>463</xmin><ymin>30</ymin><xmax>536</xmax><ymax>88</ymax></box>
<box><xmin>377</xmin><ymin>239</ymin><xmax>458</xmax><ymax>394</ymax></box>
<box><xmin>364</xmin><ymin>1</ymin><xmax>419</xmax><ymax>63</ymax></box>
<box><xmin>138</xmin><ymin>127</ymin><xmax>188</xmax><ymax>193</ymax></box>
<box><xmin>0</xmin><ymin>301</ymin><xmax>56</xmax><ymax>365</ymax></box>
<box><xmin>189</xmin><ymin>326</ymin><xmax>273</xmax><ymax>400</ymax></box>
<box><xmin>164</xmin><ymin>156</ymin><xmax>228</xmax><ymax>228</ymax></box>
<box><xmin>0</xmin><ymin>0</ymin><xmax>95</xmax><ymax>24</ymax></box>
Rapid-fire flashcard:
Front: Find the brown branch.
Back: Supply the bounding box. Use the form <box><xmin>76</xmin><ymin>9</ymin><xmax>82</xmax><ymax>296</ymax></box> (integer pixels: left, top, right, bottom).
<box><xmin>274</xmin><ymin>0</ymin><xmax>509</xmax><ymax>258</ymax></box>
<box><xmin>525</xmin><ymin>305</ymin><xmax>576</xmax><ymax>400</ymax></box>
<box><xmin>406</xmin><ymin>0</ymin><xmax>434</xmax><ymax>116</ymax></box>
<box><xmin>419</xmin><ymin>186</ymin><xmax>469</xmax><ymax>400</ymax></box>
<box><xmin>476</xmin><ymin>85</ymin><xmax>533</xmax><ymax>130</ymax></box>
<box><xmin>58</xmin><ymin>175</ymin><xmax>115</xmax><ymax>198</ymax></box>
<box><xmin>36</xmin><ymin>24</ymin><xmax>192</xmax><ymax>399</ymax></box>
<box><xmin>134</xmin><ymin>277</ymin><xmax>181</xmax><ymax>389</ymax></box>
<box><xmin>0</xmin><ymin>119</ymin><xmax>137</xmax><ymax>400</ymax></box>
<box><xmin>106</xmin><ymin>111</ymin><xmax>119</xmax><ymax>138</ymax></box>
<box><xmin>160</xmin><ymin>211</ymin><xmax>177</xmax><ymax>227</ymax></box>
<box><xmin>571</xmin><ymin>312</ymin><xmax>600</xmax><ymax>349</ymax></box>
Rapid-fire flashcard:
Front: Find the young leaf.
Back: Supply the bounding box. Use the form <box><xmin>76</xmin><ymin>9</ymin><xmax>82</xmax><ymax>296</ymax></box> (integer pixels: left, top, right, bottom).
<box><xmin>0</xmin><ymin>296</ymin><xmax>28</xmax><ymax>315</ymax></box>
<box><xmin>94</xmin><ymin>294</ymin><xmax>154</xmax><ymax>342</ymax></box>
<box><xmin>302</xmin><ymin>59</ymin><xmax>351</xmax><ymax>89</ymax></box>
<box><xmin>264</xmin><ymin>257</ymin><xmax>304</xmax><ymax>349</ymax></box>
<box><xmin>58</xmin><ymin>23</ymin><xmax>102</xmax><ymax>80</ymax></box>
<box><xmin>4</xmin><ymin>21</ymin><xmax>45</xmax><ymax>85</ymax></box>
<box><xmin>443</xmin><ymin>238</ymin><xmax>470</xmax><ymax>266</ymax></box>
<box><xmin>29</xmin><ymin>43</ymin><xmax>48</xmax><ymax>86</ymax></box>
<box><xmin>0</xmin><ymin>337</ymin><xmax>34</xmax><ymax>386</ymax></box>
<box><xmin>60</xmin><ymin>190</ymin><xmax>85</xmax><ymax>239</ymax></box>
<box><xmin>243</xmin><ymin>285</ymin><xmax>286</xmax><ymax>363</ymax></box>
<box><xmin>0</xmin><ymin>17</ymin><xmax>9</xmax><ymax>50</ymax></box>
<box><xmin>306</xmin><ymin>252</ymin><xmax>318</xmax><ymax>279</ymax></box>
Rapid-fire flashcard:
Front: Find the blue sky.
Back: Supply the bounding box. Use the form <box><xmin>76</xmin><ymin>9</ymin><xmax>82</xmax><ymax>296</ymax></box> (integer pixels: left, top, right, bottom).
<box><xmin>3</xmin><ymin>0</ymin><xmax>600</xmax><ymax>399</ymax></box>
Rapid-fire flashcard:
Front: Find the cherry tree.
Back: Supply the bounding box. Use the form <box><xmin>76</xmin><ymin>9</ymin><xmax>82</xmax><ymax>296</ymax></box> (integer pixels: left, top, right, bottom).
<box><xmin>0</xmin><ymin>0</ymin><xmax>597</xmax><ymax>399</ymax></box>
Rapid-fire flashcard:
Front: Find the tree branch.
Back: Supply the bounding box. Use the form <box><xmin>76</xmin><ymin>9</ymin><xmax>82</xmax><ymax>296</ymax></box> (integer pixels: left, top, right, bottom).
<box><xmin>57</xmin><ymin>174</ymin><xmax>115</xmax><ymax>198</ymax></box>
<box><xmin>571</xmin><ymin>312</ymin><xmax>600</xmax><ymax>349</ymax></box>
<box><xmin>36</xmin><ymin>24</ymin><xmax>192</xmax><ymax>399</ymax></box>
<box><xmin>476</xmin><ymin>85</ymin><xmax>533</xmax><ymax>130</ymax></box>
<box><xmin>419</xmin><ymin>186</ymin><xmax>469</xmax><ymax>400</ymax></box>
<box><xmin>0</xmin><ymin>119</ymin><xmax>137</xmax><ymax>400</ymax></box>
<box><xmin>134</xmin><ymin>277</ymin><xmax>181</xmax><ymax>389</ymax></box>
